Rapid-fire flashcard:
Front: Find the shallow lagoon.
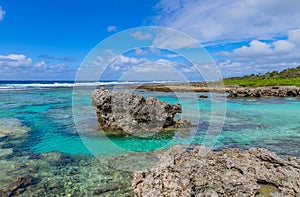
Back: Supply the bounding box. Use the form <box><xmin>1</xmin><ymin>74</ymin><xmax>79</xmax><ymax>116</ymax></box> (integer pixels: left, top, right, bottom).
<box><xmin>0</xmin><ymin>83</ymin><xmax>299</xmax><ymax>195</ymax></box>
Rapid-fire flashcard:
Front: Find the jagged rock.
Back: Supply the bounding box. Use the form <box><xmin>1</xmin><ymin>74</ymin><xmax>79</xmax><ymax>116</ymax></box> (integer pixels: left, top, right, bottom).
<box><xmin>173</xmin><ymin>118</ymin><xmax>192</xmax><ymax>128</ymax></box>
<box><xmin>132</xmin><ymin>145</ymin><xmax>300</xmax><ymax>197</ymax></box>
<box><xmin>92</xmin><ymin>88</ymin><xmax>189</xmax><ymax>135</ymax></box>
<box><xmin>228</xmin><ymin>86</ymin><xmax>300</xmax><ymax>98</ymax></box>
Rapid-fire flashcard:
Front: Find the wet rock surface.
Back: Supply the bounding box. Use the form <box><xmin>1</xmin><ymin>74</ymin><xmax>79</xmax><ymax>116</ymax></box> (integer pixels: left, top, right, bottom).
<box><xmin>132</xmin><ymin>145</ymin><xmax>300</xmax><ymax>197</ymax></box>
<box><xmin>92</xmin><ymin>88</ymin><xmax>188</xmax><ymax>135</ymax></box>
<box><xmin>228</xmin><ymin>86</ymin><xmax>300</xmax><ymax>97</ymax></box>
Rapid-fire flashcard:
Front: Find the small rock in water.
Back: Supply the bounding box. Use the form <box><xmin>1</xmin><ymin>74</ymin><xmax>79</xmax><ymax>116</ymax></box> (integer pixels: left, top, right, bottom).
<box><xmin>199</xmin><ymin>94</ymin><xmax>208</xmax><ymax>98</ymax></box>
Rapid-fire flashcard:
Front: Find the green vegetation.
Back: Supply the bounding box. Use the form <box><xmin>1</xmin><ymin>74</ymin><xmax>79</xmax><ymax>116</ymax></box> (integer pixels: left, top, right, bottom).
<box><xmin>256</xmin><ymin>184</ymin><xmax>280</xmax><ymax>196</ymax></box>
<box><xmin>223</xmin><ymin>66</ymin><xmax>300</xmax><ymax>87</ymax></box>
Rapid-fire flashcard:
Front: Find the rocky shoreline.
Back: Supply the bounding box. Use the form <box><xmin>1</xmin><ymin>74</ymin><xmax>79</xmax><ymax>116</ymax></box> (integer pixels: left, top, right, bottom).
<box><xmin>132</xmin><ymin>145</ymin><xmax>300</xmax><ymax>197</ymax></box>
<box><xmin>131</xmin><ymin>83</ymin><xmax>300</xmax><ymax>98</ymax></box>
<box><xmin>228</xmin><ymin>86</ymin><xmax>300</xmax><ymax>98</ymax></box>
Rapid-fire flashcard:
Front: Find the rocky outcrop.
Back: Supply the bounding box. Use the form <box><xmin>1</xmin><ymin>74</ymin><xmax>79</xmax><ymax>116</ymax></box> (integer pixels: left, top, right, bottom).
<box><xmin>228</xmin><ymin>86</ymin><xmax>300</xmax><ymax>97</ymax></box>
<box><xmin>133</xmin><ymin>145</ymin><xmax>300</xmax><ymax>197</ymax></box>
<box><xmin>92</xmin><ymin>88</ymin><xmax>188</xmax><ymax>135</ymax></box>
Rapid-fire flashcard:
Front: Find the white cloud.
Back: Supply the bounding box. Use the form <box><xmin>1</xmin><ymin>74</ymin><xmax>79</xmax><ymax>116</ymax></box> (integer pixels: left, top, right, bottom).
<box><xmin>91</xmin><ymin>49</ymin><xmax>146</xmax><ymax>68</ymax></box>
<box><xmin>151</xmin><ymin>1</ymin><xmax>300</xmax><ymax>76</ymax></box>
<box><xmin>153</xmin><ymin>31</ymin><xmax>198</xmax><ymax>49</ymax></box>
<box><xmin>273</xmin><ymin>40</ymin><xmax>296</xmax><ymax>53</ymax></box>
<box><xmin>135</xmin><ymin>48</ymin><xmax>147</xmax><ymax>56</ymax></box>
<box><xmin>134</xmin><ymin>47</ymin><xmax>161</xmax><ymax>56</ymax></box>
<box><xmin>115</xmin><ymin>55</ymin><xmax>141</xmax><ymax>64</ymax></box>
<box><xmin>90</xmin><ymin>49</ymin><xmax>117</xmax><ymax>66</ymax></box>
<box><xmin>0</xmin><ymin>53</ymin><xmax>76</xmax><ymax>80</ymax></box>
<box><xmin>223</xmin><ymin>28</ymin><xmax>300</xmax><ymax>62</ymax></box>
<box><xmin>121</xmin><ymin>59</ymin><xmax>186</xmax><ymax>81</ymax></box>
<box><xmin>87</xmin><ymin>49</ymin><xmax>200</xmax><ymax>81</ymax></box>
<box><xmin>0</xmin><ymin>54</ymin><xmax>32</xmax><ymax>67</ymax></box>
<box><xmin>50</xmin><ymin>63</ymin><xmax>66</xmax><ymax>71</ymax></box>
<box><xmin>232</xmin><ymin>40</ymin><xmax>273</xmax><ymax>57</ymax></box>
<box><xmin>153</xmin><ymin>0</ymin><xmax>300</xmax><ymax>42</ymax></box>
<box><xmin>34</xmin><ymin>61</ymin><xmax>48</xmax><ymax>70</ymax></box>
<box><xmin>129</xmin><ymin>31</ymin><xmax>152</xmax><ymax>40</ymax></box>
<box><xmin>0</xmin><ymin>6</ymin><xmax>5</xmax><ymax>21</ymax></box>
<box><xmin>288</xmin><ymin>28</ymin><xmax>300</xmax><ymax>44</ymax></box>
<box><xmin>214</xmin><ymin>27</ymin><xmax>300</xmax><ymax>77</ymax></box>
<box><xmin>107</xmin><ymin>26</ymin><xmax>117</xmax><ymax>32</ymax></box>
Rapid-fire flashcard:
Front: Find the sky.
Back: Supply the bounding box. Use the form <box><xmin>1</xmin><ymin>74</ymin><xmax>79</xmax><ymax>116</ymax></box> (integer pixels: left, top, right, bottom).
<box><xmin>0</xmin><ymin>0</ymin><xmax>300</xmax><ymax>80</ymax></box>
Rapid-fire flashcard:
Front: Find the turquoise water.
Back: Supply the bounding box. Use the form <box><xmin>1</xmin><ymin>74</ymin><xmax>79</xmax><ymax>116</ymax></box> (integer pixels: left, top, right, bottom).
<box><xmin>0</xmin><ymin>84</ymin><xmax>299</xmax><ymax>158</ymax></box>
<box><xmin>0</xmin><ymin>82</ymin><xmax>300</xmax><ymax>195</ymax></box>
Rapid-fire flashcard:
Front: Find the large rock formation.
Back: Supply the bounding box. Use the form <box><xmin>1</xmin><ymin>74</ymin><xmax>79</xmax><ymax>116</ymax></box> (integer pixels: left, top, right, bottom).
<box><xmin>228</xmin><ymin>86</ymin><xmax>300</xmax><ymax>98</ymax></box>
<box><xmin>92</xmin><ymin>88</ymin><xmax>187</xmax><ymax>135</ymax></box>
<box><xmin>133</xmin><ymin>145</ymin><xmax>300</xmax><ymax>197</ymax></box>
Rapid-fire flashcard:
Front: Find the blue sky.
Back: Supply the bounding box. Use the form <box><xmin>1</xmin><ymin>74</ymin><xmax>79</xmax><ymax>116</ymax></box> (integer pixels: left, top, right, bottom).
<box><xmin>0</xmin><ymin>0</ymin><xmax>300</xmax><ymax>80</ymax></box>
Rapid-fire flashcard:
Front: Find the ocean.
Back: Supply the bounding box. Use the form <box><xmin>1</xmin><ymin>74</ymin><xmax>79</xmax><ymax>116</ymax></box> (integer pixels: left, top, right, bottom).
<box><xmin>0</xmin><ymin>81</ymin><xmax>299</xmax><ymax>196</ymax></box>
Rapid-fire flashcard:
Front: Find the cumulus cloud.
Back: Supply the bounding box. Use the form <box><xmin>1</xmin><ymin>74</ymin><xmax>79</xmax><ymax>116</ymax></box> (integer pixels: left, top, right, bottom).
<box><xmin>0</xmin><ymin>54</ymin><xmax>32</xmax><ymax>67</ymax></box>
<box><xmin>288</xmin><ymin>28</ymin><xmax>300</xmax><ymax>44</ymax></box>
<box><xmin>231</xmin><ymin>40</ymin><xmax>273</xmax><ymax>57</ymax></box>
<box><xmin>107</xmin><ymin>26</ymin><xmax>117</xmax><ymax>32</ymax></box>
<box><xmin>129</xmin><ymin>31</ymin><xmax>152</xmax><ymax>40</ymax></box>
<box><xmin>86</xmin><ymin>49</ymin><xmax>199</xmax><ymax>81</ymax></box>
<box><xmin>213</xmin><ymin>27</ymin><xmax>300</xmax><ymax>77</ymax></box>
<box><xmin>273</xmin><ymin>40</ymin><xmax>296</xmax><ymax>53</ymax></box>
<box><xmin>222</xmin><ymin>28</ymin><xmax>300</xmax><ymax>62</ymax></box>
<box><xmin>0</xmin><ymin>6</ymin><xmax>5</xmax><ymax>21</ymax></box>
<box><xmin>152</xmin><ymin>0</ymin><xmax>300</xmax><ymax>42</ymax></box>
<box><xmin>34</xmin><ymin>61</ymin><xmax>48</xmax><ymax>70</ymax></box>
<box><xmin>120</xmin><ymin>59</ymin><xmax>187</xmax><ymax>81</ymax></box>
<box><xmin>90</xmin><ymin>49</ymin><xmax>145</xmax><ymax>68</ymax></box>
<box><xmin>0</xmin><ymin>53</ymin><xmax>75</xmax><ymax>80</ymax></box>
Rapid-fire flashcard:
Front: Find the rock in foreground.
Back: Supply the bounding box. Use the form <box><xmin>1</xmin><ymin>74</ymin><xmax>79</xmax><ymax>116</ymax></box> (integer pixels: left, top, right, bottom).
<box><xmin>133</xmin><ymin>145</ymin><xmax>300</xmax><ymax>197</ymax></box>
<box><xmin>92</xmin><ymin>88</ymin><xmax>187</xmax><ymax>135</ymax></box>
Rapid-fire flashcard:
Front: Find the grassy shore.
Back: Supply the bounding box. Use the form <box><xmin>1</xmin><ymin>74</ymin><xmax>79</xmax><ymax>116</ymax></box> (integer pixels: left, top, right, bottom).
<box><xmin>223</xmin><ymin>66</ymin><xmax>300</xmax><ymax>87</ymax></box>
<box><xmin>223</xmin><ymin>77</ymin><xmax>300</xmax><ymax>87</ymax></box>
